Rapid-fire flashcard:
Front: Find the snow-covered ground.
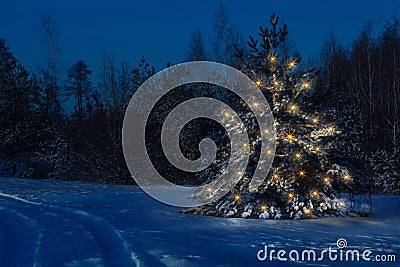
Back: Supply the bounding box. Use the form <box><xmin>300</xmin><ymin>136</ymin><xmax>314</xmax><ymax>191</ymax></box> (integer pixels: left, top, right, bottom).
<box><xmin>0</xmin><ymin>177</ymin><xmax>398</xmax><ymax>267</ymax></box>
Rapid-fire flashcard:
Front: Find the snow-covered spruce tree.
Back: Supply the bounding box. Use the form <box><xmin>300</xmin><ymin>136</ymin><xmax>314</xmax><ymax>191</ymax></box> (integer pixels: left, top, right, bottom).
<box><xmin>184</xmin><ymin>14</ymin><xmax>367</xmax><ymax>219</ymax></box>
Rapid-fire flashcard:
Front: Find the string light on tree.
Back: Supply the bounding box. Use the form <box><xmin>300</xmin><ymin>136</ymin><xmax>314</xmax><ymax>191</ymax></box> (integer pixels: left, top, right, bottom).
<box><xmin>343</xmin><ymin>174</ymin><xmax>351</xmax><ymax>181</ymax></box>
<box><xmin>289</xmin><ymin>103</ymin><xmax>298</xmax><ymax>113</ymax></box>
<box><xmin>285</xmin><ymin>131</ymin><xmax>295</xmax><ymax>142</ymax></box>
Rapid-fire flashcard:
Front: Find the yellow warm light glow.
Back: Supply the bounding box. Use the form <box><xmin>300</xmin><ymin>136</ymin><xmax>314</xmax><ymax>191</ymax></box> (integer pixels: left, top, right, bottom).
<box><xmin>315</xmin><ymin>147</ymin><xmax>321</xmax><ymax>152</ymax></box>
<box><xmin>256</xmin><ymin>80</ymin><xmax>262</xmax><ymax>86</ymax></box>
<box><xmin>235</xmin><ymin>195</ymin><xmax>241</xmax><ymax>201</ymax></box>
<box><xmin>339</xmin><ymin>201</ymin><xmax>346</xmax><ymax>207</ymax></box>
<box><xmin>323</xmin><ymin>177</ymin><xmax>330</xmax><ymax>183</ymax></box>
<box><xmin>328</xmin><ymin>126</ymin><xmax>335</xmax><ymax>133</ymax></box>
<box><xmin>273</xmin><ymin>80</ymin><xmax>279</xmax><ymax>87</ymax></box>
<box><xmin>261</xmin><ymin>205</ymin><xmax>267</xmax><ymax>211</ymax></box>
<box><xmin>237</xmin><ymin>171</ymin><xmax>243</xmax><ymax>176</ymax></box>
<box><xmin>270</xmin><ymin>56</ymin><xmax>277</xmax><ymax>62</ymax></box>
<box><xmin>343</xmin><ymin>174</ymin><xmax>350</xmax><ymax>181</ymax></box>
<box><xmin>253</xmin><ymin>102</ymin><xmax>259</xmax><ymax>107</ymax></box>
<box><xmin>243</xmin><ymin>143</ymin><xmax>248</xmax><ymax>148</ymax></box>
<box><xmin>273</xmin><ymin>173</ymin><xmax>279</xmax><ymax>179</ymax></box>
<box><xmin>304</xmin><ymin>82</ymin><xmax>310</xmax><ymax>89</ymax></box>
<box><xmin>295</xmin><ymin>153</ymin><xmax>302</xmax><ymax>159</ymax></box>
<box><xmin>207</xmin><ymin>188</ymin><xmax>213</xmax><ymax>192</ymax></box>
<box><xmin>289</xmin><ymin>61</ymin><xmax>296</xmax><ymax>68</ymax></box>
<box><xmin>312</xmin><ymin>191</ymin><xmax>318</xmax><ymax>197</ymax></box>
<box><xmin>224</xmin><ymin>112</ymin><xmax>229</xmax><ymax>117</ymax></box>
<box><xmin>312</xmin><ymin>118</ymin><xmax>318</xmax><ymax>124</ymax></box>
<box><xmin>305</xmin><ymin>208</ymin><xmax>311</xmax><ymax>214</ymax></box>
<box><xmin>288</xmin><ymin>193</ymin><xmax>294</xmax><ymax>198</ymax></box>
<box><xmin>286</xmin><ymin>131</ymin><xmax>295</xmax><ymax>141</ymax></box>
<box><xmin>267</xmin><ymin>150</ymin><xmax>272</xmax><ymax>155</ymax></box>
<box><xmin>264</xmin><ymin>129</ymin><xmax>270</xmax><ymax>134</ymax></box>
<box><xmin>290</xmin><ymin>104</ymin><xmax>297</xmax><ymax>111</ymax></box>
<box><xmin>299</xmin><ymin>170</ymin><xmax>306</xmax><ymax>177</ymax></box>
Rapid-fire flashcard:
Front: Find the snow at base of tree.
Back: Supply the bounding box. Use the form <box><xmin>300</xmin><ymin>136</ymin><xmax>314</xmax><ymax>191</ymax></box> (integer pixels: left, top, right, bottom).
<box><xmin>0</xmin><ymin>177</ymin><xmax>398</xmax><ymax>267</ymax></box>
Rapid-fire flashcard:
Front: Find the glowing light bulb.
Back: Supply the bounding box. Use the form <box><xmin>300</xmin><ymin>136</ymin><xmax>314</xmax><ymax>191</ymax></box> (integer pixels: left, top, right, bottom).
<box><xmin>289</xmin><ymin>61</ymin><xmax>296</xmax><ymax>68</ymax></box>
<box><xmin>243</xmin><ymin>143</ymin><xmax>248</xmax><ymax>148</ymax></box>
<box><xmin>304</xmin><ymin>82</ymin><xmax>310</xmax><ymax>89</ymax></box>
<box><xmin>295</xmin><ymin>153</ymin><xmax>302</xmax><ymax>159</ymax></box>
<box><xmin>328</xmin><ymin>126</ymin><xmax>335</xmax><ymax>133</ymax></box>
<box><xmin>267</xmin><ymin>150</ymin><xmax>272</xmax><ymax>155</ymax></box>
<box><xmin>312</xmin><ymin>191</ymin><xmax>318</xmax><ymax>197</ymax></box>
<box><xmin>237</xmin><ymin>171</ymin><xmax>243</xmax><ymax>176</ymax></box>
<box><xmin>305</xmin><ymin>208</ymin><xmax>311</xmax><ymax>214</ymax></box>
<box><xmin>288</xmin><ymin>193</ymin><xmax>294</xmax><ymax>198</ymax></box>
<box><xmin>256</xmin><ymin>80</ymin><xmax>262</xmax><ymax>86</ymax></box>
<box><xmin>315</xmin><ymin>147</ymin><xmax>321</xmax><ymax>152</ymax></box>
<box><xmin>339</xmin><ymin>201</ymin><xmax>346</xmax><ymax>207</ymax></box>
<box><xmin>261</xmin><ymin>205</ymin><xmax>267</xmax><ymax>211</ymax></box>
<box><xmin>312</xmin><ymin>118</ymin><xmax>318</xmax><ymax>124</ymax></box>
<box><xmin>207</xmin><ymin>188</ymin><xmax>213</xmax><ymax>192</ymax></box>
<box><xmin>270</xmin><ymin>56</ymin><xmax>277</xmax><ymax>62</ymax></box>
<box><xmin>290</xmin><ymin>104</ymin><xmax>297</xmax><ymax>111</ymax></box>
<box><xmin>235</xmin><ymin>195</ymin><xmax>241</xmax><ymax>201</ymax></box>
<box><xmin>286</xmin><ymin>133</ymin><xmax>294</xmax><ymax>141</ymax></box>
<box><xmin>273</xmin><ymin>174</ymin><xmax>279</xmax><ymax>179</ymax></box>
<box><xmin>273</xmin><ymin>80</ymin><xmax>279</xmax><ymax>87</ymax></box>
<box><xmin>299</xmin><ymin>170</ymin><xmax>306</xmax><ymax>177</ymax></box>
<box><xmin>253</xmin><ymin>102</ymin><xmax>259</xmax><ymax>107</ymax></box>
<box><xmin>343</xmin><ymin>174</ymin><xmax>350</xmax><ymax>181</ymax></box>
<box><xmin>224</xmin><ymin>112</ymin><xmax>229</xmax><ymax>117</ymax></box>
<box><xmin>323</xmin><ymin>177</ymin><xmax>330</xmax><ymax>183</ymax></box>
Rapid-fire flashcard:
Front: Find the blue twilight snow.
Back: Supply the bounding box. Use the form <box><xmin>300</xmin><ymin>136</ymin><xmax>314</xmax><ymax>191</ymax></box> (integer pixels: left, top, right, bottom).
<box><xmin>0</xmin><ymin>177</ymin><xmax>398</xmax><ymax>266</ymax></box>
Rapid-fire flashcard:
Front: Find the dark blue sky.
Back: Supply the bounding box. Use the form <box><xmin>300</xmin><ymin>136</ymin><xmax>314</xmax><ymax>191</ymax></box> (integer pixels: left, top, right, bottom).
<box><xmin>1</xmin><ymin>0</ymin><xmax>399</xmax><ymax>71</ymax></box>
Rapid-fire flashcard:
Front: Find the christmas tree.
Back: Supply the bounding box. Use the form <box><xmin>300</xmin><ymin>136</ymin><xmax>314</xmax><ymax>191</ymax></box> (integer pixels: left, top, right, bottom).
<box><xmin>184</xmin><ymin>14</ymin><xmax>369</xmax><ymax>219</ymax></box>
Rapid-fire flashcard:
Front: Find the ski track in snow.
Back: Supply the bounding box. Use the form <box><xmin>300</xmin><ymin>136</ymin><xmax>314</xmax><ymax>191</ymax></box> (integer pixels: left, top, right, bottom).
<box><xmin>0</xmin><ymin>191</ymin><xmax>139</xmax><ymax>267</ymax></box>
<box><xmin>0</xmin><ymin>205</ymin><xmax>39</xmax><ymax>267</ymax></box>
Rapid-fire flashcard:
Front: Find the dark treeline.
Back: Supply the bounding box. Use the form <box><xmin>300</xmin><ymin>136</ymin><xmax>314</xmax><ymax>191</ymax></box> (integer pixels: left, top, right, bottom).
<box><xmin>0</xmin><ymin>35</ymin><xmax>155</xmax><ymax>183</ymax></box>
<box><xmin>0</xmin><ymin>7</ymin><xmax>399</xmax><ymax>193</ymax></box>
<box><xmin>318</xmin><ymin>18</ymin><xmax>400</xmax><ymax>194</ymax></box>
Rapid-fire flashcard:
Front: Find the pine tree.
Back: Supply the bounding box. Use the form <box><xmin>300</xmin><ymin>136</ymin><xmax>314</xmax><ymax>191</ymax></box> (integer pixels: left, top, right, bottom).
<box><xmin>184</xmin><ymin>14</ymin><xmax>369</xmax><ymax>219</ymax></box>
<box><xmin>65</xmin><ymin>59</ymin><xmax>92</xmax><ymax>118</ymax></box>
<box><xmin>0</xmin><ymin>39</ymin><xmax>51</xmax><ymax>177</ymax></box>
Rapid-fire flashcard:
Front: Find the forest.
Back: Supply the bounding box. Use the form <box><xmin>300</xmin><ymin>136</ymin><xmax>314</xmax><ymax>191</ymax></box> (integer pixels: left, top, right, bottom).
<box><xmin>1</xmin><ymin>5</ymin><xmax>399</xmax><ymax>197</ymax></box>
